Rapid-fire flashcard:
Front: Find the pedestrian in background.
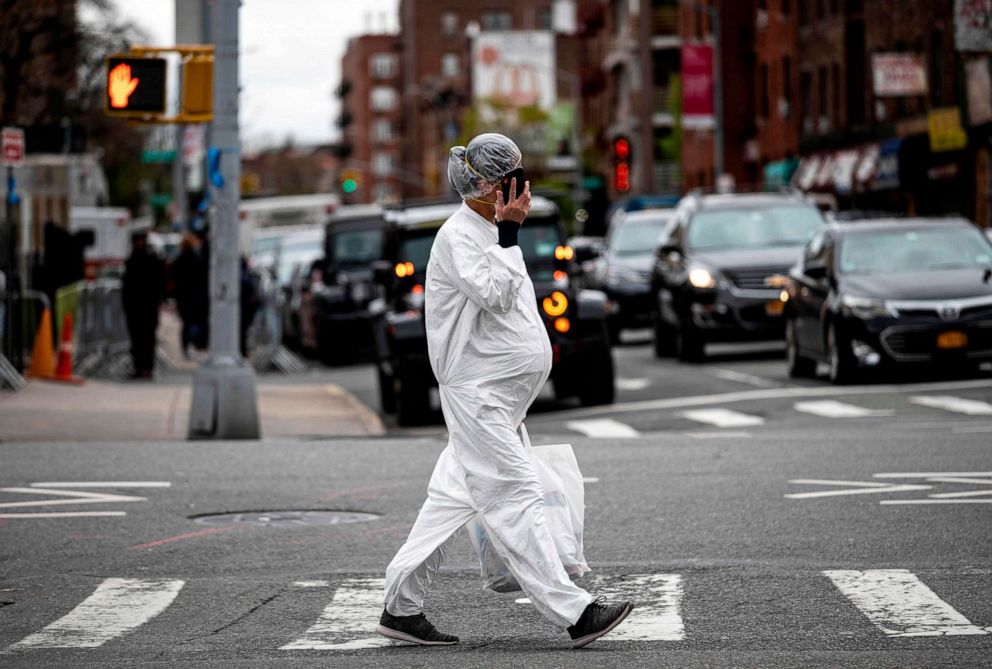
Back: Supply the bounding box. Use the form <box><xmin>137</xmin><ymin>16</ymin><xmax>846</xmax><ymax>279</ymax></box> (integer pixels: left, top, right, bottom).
<box><xmin>122</xmin><ymin>231</ymin><xmax>166</xmax><ymax>379</ymax></box>
<box><xmin>169</xmin><ymin>233</ymin><xmax>208</xmax><ymax>358</ymax></box>
<box><xmin>239</xmin><ymin>257</ymin><xmax>260</xmax><ymax>358</ymax></box>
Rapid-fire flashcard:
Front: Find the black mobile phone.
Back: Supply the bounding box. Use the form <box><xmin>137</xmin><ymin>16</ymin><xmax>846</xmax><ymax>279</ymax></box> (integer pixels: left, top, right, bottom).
<box><xmin>500</xmin><ymin>167</ymin><xmax>525</xmax><ymax>202</ymax></box>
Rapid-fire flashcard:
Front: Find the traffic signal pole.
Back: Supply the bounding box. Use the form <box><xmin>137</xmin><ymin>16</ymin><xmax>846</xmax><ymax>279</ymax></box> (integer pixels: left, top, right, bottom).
<box><xmin>187</xmin><ymin>0</ymin><xmax>260</xmax><ymax>439</ymax></box>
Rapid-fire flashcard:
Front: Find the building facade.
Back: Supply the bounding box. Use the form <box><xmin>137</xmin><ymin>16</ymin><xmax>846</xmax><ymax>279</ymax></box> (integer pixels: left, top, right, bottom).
<box><xmin>337</xmin><ymin>33</ymin><xmax>404</xmax><ymax>204</ymax></box>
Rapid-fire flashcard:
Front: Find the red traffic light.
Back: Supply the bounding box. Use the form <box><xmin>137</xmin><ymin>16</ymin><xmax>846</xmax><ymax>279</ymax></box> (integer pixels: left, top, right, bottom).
<box><xmin>613</xmin><ymin>136</ymin><xmax>631</xmax><ymax>194</ymax></box>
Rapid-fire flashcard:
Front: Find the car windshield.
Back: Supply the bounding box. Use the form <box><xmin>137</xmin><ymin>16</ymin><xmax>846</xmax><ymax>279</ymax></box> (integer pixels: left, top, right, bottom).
<box><xmin>398</xmin><ymin>229</ymin><xmax>439</xmax><ymax>273</ymax></box>
<box><xmin>519</xmin><ymin>219</ymin><xmax>565</xmax><ymax>281</ymax></box>
<box><xmin>277</xmin><ymin>238</ymin><xmax>323</xmax><ymax>284</ymax></box>
<box><xmin>610</xmin><ymin>216</ymin><xmax>669</xmax><ymax>256</ymax></box>
<box><xmin>686</xmin><ymin>205</ymin><xmax>823</xmax><ymax>251</ymax></box>
<box><xmin>331</xmin><ymin>228</ymin><xmax>383</xmax><ymax>265</ymax></box>
<box><xmin>839</xmin><ymin>226</ymin><xmax>992</xmax><ymax>275</ymax></box>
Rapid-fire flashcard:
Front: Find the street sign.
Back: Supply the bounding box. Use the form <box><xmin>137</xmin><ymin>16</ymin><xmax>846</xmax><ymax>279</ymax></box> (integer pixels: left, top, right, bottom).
<box><xmin>927</xmin><ymin>107</ymin><xmax>969</xmax><ymax>152</ymax></box>
<box><xmin>1</xmin><ymin>127</ymin><xmax>25</xmax><ymax>166</ymax></box>
<box><xmin>105</xmin><ymin>56</ymin><xmax>167</xmax><ymax>115</ymax></box>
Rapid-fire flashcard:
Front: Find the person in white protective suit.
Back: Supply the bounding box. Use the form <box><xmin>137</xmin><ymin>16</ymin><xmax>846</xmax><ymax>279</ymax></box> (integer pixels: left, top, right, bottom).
<box><xmin>376</xmin><ymin>133</ymin><xmax>633</xmax><ymax>649</ymax></box>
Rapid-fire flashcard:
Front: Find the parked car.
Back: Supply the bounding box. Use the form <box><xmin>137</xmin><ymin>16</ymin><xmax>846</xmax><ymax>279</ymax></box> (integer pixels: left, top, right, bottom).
<box><xmin>271</xmin><ymin>228</ymin><xmax>324</xmax><ymax>352</ymax></box>
<box><xmin>311</xmin><ymin>205</ymin><xmax>386</xmax><ymax>365</ymax></box>
<box><xmin>651</xmin><ymin>191</ymin><xmax>825</xmax><ymax>361</ymax></box>
<box><xmin>374</xmin><ymin>198</ymin><xmax>615</xmax><ymax>426</ymax></box>
<box><xmin>599</xmin><ymin>209</ymin><xmax>674</xmax><ymax>342</ymax></box>
<box><xmin>785</xmin><ymin>217</ymin><xmax>992</xmax><ymax>383</ymax></box>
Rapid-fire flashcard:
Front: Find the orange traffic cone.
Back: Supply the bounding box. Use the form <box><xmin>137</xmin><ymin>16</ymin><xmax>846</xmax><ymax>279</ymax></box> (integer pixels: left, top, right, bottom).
<box><xmin>26</xmin><ymin>308</ymin><xmax>56</xmax><ymax>378</ymax></box>
<box><xmin>51</xmin><ymin>312</ymin><xmax>84</xmax><ymax>384</ymax></box>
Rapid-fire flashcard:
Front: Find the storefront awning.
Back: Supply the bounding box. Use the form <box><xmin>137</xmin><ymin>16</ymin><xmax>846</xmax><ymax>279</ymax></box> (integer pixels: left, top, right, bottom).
<box><xmin>762</xmin><ymin>158</ymin><xmax>799</xmax><ymax>188</ymax></box>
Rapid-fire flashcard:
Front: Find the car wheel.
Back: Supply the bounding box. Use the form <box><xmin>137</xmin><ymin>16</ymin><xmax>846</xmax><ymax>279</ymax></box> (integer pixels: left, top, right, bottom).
<box><xmin>676</xmin><ymin>317</ymin><xmax>705</xmax><ymax>363</ymax></box>
<box><xmin>578</xmin><ymin>338</ymin><xmax>616</xmax><ymax>407</ymax></box>
<box><xmin>396</xmin><ymin>361</ymin><xmax>430</xmax><ymax>426</ymax></box>
<box><xmin>827</xmin><ymin>323</ymin><xmax>858</xmax><ymax>385</ymax></box>
<box><xmin>377</xmin><ymin>363</ymin><xmax>397</xmax><ymax>414</ymax></box>
<box><xmin>652</xmin><ymin>312</ymin><xmax>676</xmax><ymax>358</ymax></box>
<box><xmin>786</xmin><ymin>318</ymin><xmax>817</xmax><ymax>378</ymax></box>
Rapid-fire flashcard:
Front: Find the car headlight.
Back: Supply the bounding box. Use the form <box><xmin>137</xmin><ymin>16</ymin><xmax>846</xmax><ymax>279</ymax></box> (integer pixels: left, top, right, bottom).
<box><xmin>688</xmin><ymin>266</ymin><xmax>717</xmax><ymax>289</ymax></box>
<box><xmin>840</xmin><ymin>295</ymin><xmax>893</xmax><ymax>319</ymax></box>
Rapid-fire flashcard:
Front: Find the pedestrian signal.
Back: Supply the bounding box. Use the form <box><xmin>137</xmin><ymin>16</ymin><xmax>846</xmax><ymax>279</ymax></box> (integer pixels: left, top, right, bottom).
<box><xmin>105</xmin><ymin>57</ymin><xmax>167</xmax><ymax>114</ymax></box>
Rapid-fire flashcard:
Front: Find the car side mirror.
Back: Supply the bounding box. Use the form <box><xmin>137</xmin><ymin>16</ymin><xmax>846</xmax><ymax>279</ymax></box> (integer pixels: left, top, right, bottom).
<box><xmin>370</xmin><ymin>259</ymin><xmax>393</xmax><ymax>286</ymax></box>
<box><xmin>804</xmin><ymin>261</ymin><xmax>828</xmax><ymax>280</ymax></box>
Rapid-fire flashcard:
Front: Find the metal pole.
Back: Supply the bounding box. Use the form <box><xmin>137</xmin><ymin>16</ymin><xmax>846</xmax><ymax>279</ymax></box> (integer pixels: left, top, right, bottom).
<box><xmin>188</xmin><ymin>0</ymin><xmax>259</xmax><ymax>439</ymax></box>
<box><xmin>3</xmin><ymin>165</ymin><xmax>14</xmax><ymax>369</ymax></box>
<box><xmin>172</xmin><ymin>125</ymin><xmax>187</xmax><ymax>230</ymax></box>
<box><xmin>570</xmin><ymin>71</ymin><xmax>583</xmax><ymax>215</ymax></box>
<box><xmin>709</xmin><ymin>3</ymin><xmax>724</xmax><ymax>178</ymax></box>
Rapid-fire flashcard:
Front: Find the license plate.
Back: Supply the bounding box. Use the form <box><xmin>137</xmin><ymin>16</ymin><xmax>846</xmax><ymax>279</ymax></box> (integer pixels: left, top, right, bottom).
<box><xmin>765</xmin><ymin>299</ymin><xmax>785</xmax><ymax>316</ymax></box>
<box><xmin>936</xmin><ymin>331</ymin><xmax>968</xmax><ymax>349</ymax></box>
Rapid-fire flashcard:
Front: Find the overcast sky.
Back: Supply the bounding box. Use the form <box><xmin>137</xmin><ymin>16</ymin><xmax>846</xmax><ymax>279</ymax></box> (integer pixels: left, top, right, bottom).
<box><xmin>113</xmin><ymin>0</ymin><xmax>399</xmax><ymax>149</ymax></box>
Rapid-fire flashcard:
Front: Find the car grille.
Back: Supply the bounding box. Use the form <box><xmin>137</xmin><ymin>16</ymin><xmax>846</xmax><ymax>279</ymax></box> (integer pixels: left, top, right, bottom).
<box><xmin>725</xmin><ymin>266</ymin><xmax>791</xmax><ymax>291</ymax></box>
<box><xmin>880</xmin><ymin>321</ymin><xmax>992</xmax><ymax>361</ymax></box>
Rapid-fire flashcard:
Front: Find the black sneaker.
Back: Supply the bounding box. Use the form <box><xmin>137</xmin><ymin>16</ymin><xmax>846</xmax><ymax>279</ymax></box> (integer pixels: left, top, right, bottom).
<box><xmin>567</xmin><ymin>597</ymin><xmax>634</xmax><ymax>649</ymax></box>
<box><xmin>376</xmin><ymin>608</ymin><xmax>459</xmax><ymax>646</ymax></box>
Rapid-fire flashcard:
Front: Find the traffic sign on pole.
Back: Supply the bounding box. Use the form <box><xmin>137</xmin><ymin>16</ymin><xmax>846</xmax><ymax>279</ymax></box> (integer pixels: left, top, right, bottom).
<box><xmin>2</xmin><ymin>128</ymin><xmax>25</xmax><ymax>167</ymax></box>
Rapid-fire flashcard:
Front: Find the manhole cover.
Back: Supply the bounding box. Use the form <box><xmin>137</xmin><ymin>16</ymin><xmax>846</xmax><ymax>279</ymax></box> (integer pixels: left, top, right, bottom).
<box><xmin>191</xmin><ymin>510</ymin><xmax>380</xmax><ymax>528</ymax></box>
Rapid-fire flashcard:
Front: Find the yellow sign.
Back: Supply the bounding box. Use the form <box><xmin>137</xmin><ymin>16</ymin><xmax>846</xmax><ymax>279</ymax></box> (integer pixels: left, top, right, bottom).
<box><xmin>927</xmin><ymin>107</ymin><xmax>968</xmax><ymax>152</ymax></box>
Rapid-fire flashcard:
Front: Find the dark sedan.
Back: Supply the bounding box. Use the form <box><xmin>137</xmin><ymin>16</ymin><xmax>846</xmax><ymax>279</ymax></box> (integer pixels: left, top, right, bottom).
<box><xmin>785</xmin><ymin>218</ymin><xmax>992</xmax><ymax>383</ymax></box>
<box><xmin>651</xmin><ymin>191</ymin><xmax>824</xmax><ymax>361</ymax></box>
<box><xmin>600</xmin><ymin>209</ymin><xmax>673</xmax><ymax>342</ymax></box>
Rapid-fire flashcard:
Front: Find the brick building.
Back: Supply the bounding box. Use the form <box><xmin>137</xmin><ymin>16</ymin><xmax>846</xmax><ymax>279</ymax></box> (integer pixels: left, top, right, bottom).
<box><xmin>598</xmin><ymin>0</ymin><xmax>683</xmax><ymax>200</ymax></box>
<box><xmin>753</xmin><ymin>0</ymin><xmax>800</xmax><ymax>185</ymax></box>
<box><xmin>337</xmin><ymin>33</ymin><xmax>404</xmax><ymax>204</ymax></box>
<box><xmin>679</xmin><ymin>0</ymin><xmax>758</xmax><ymax>191</ymax></box>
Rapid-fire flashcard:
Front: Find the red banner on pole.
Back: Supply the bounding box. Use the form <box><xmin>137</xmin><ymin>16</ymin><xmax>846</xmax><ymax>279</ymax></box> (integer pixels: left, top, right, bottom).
<box><xmin>681</xmin><ymin>44</ymin><xmax>714</xmax><ymax>126</ymax></box>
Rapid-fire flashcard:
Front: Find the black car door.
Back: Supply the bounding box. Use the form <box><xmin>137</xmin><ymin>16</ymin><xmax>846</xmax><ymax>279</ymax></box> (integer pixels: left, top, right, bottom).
<box><xmin>795</xmin><ymin>231</ymin><xmax>833</xmax><ymax>357</ymax></box>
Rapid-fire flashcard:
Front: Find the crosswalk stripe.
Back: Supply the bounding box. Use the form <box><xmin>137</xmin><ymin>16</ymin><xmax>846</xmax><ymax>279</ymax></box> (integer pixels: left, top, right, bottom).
<box><xmin>280</xmin><ymin>577</ymin><xmax>390</xmax><ymax>650</ymax></box>
<box><xmin>6</xmin><ymin>578</ymin><xmax>184</xmax><ymax>650</ymax></box>
<box><xmin>616</xmin><ymin>377</ymin><xmax>651</xmax><ymax>391</ymax></box>
<box><xmin>681</xmin><ymin>408</ymin><xmax>764</xmax><ymax>428</ymax></box>
<box><xmin>593</xmin><ymin>573</ymin><xmax>685</xmax><ymax>641</ymax></box>
<box><xmin>794</xmin><ymin>400</ymin><xmax>894</xmax><ymax>418</ymax></box>
<box><xmin>566</xmin><ymin>418</ymin><xmax>640</xmax><ymax>438</ymax></box>
<box><xmin>825</xmin><ymin>569</ymin><xmax>988</xmax><ymax>637</ymax></box>
<box><xmin>910</xmin><ymin>395</ymin><xmax>992</xmax><ymax>416</ymax></box>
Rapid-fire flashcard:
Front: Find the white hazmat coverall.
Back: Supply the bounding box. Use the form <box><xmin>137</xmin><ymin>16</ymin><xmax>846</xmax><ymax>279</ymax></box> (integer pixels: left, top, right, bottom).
<box><xmin>383</xmin><ymin>202</ymin><xmax>593</xmax><ymax>628</ymax></box>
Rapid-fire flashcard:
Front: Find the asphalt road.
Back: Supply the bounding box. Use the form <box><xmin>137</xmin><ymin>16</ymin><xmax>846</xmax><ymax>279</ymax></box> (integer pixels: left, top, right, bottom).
<box><xmin>2</xmin><ymin>333</ymin><xmax>992</xmax><ymax>667</ymax></box>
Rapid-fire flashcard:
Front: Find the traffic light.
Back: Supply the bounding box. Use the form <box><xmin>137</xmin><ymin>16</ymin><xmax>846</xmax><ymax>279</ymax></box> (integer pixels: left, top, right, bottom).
<box><xmin>105</xmin><ymin>57</ymin><xmax>167</xmax><ymax>114</ymax></box>
<box><xmin>182</xmin><ymin>56</ymin><xmax>214</xmax><ymax>115</ymax></box>
<box><xmin>340</xmin><ymin>168</ymin><xmax>362</xmax><ymax>194</ymax></box>
<box><xmin>613</xmin><ymin>136</ymin><xmax>631</xmax><ymax>194</ymax></box>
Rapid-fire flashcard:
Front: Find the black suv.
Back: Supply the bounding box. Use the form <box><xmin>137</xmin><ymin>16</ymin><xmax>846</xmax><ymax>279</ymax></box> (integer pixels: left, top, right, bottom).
<box><xmin>312</xmin><ymin>204</ymin><xmax>386</xmax><ymax>364</ymax></box>
<box><xmin>651</xmin><ymin>191</ymin><xmax>824</xmax><ymax>361</ymax></box>
<box><xmin>373</xmin><ymin>198</ymin><xmax>616</xmax><ymax>426</ymax></box>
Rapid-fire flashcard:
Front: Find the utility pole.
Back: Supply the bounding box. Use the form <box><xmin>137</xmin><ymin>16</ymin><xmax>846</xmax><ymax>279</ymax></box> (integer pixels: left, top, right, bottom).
<box><xmin>709</xmin><ymin>2</ymin><xmax>724</xmax><ymax>178</ymax></box>
<box><xmin>188</xmin><ymin>0</ymin><xmax>260</xmax><ymax>439</ymax></box>
<box><xmin>172</xmin><ymin>125</ymin><xmax>187</xmax><ymax>229</ymax></box>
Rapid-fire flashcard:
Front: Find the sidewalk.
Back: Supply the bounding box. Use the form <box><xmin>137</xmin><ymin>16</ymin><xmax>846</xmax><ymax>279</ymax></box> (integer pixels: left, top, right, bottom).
<box><xmin>0</xmin><ymin>378</ymin><xmax>384</xmax><ymax>442</ymax></box>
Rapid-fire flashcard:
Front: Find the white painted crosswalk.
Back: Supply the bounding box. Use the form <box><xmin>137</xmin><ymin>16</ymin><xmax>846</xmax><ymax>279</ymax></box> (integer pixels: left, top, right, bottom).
<box><xmin>4</xmin><ymin>569</ymin><xmax>987</xmax><ymax>653</ymax></box>
<box><xmin>793</xmin><ymin>400</ymin><xmax>894</xmax><ymax>418</ymax></box>
<box><xmin>681</xmin><ymin>408</ymin><xmax>765</xmax><ymax>428</ymax></box>
<box><xmin>909</xmin><ymin>395</ymin><xmax>992</xmax><ymax>416</ymax></box>
<box><xmin>566</xmin><ymin>418</ymin><xmax>641</xmax><ymax>438</ymax></box>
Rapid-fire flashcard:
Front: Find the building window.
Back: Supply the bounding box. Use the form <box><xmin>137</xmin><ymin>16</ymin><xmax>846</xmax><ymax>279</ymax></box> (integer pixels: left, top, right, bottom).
<box><xmin>441</xmin><ymin>53</ymin><xmax>460</xmax><ymax>77</ymax></box>
<box><xmin>831</xmin><ymin>63</ymin><xmax>841</xmax><ymax>127</ymax></box>
<box><xmin>371</xmin><ymin>119</ymin><xmax>393</xmax><ymax>142</ymax></box>
<box><xmin>759</xmin><ymin>63</ymin><xmax>769</xmax><ymax>118</ymax></box>
<box><xmin>817</xmin><ymin>65</ymin><xmax>828</xmax><ymax>132</ymax></box>
<box><xmin>695</xmin><ymin>6</ymin><xmax>704</xmax><ymax>39</ymax></box>
<box><xmin>481</xmin><ymin>10</ymin><xmax>512</xmax><ymax>31</ymax></box>
<box><xmin>930</xmin><ymin>29</ymin><xmax>943</xmax><ymax>106</ymax></box>
<box><xmin>370</xmin><ymin>86</ymin><xmax>397</xmax><ymax>111</ymax></box>
<box><xmin>799</xmin><ymin>0</ymin><xmax>809</xmax><ymax>24</ymax></box>
<box><xmin>372</xmin><ymin>152</ymin><xmax>394</xmax><ymax>176</ymax></box>
<box><xmin>441</xmin><ymin>11</ymin><xmax>458</xmax><ymax>36</ymax></box>
<box><xmin>800</xmin><ymin>70</ymin><xmax>812</xmax><ymax>133</ymax></box>
<box><xmin>538</xmin><ymin>7</ymin><xmax>553</xmax><ymax>30</ymax></box>
<box><xmin>782</xmin><ymin>55</ymin><xmax>793</xmax><ymax>115</ymax></box>
<box><xmin>781</xmin><ymin>0</ymin><xmax>790</xmax><ymax>16</ymax></box>
<box><xmin>369</xmin><ymin>53</ymin><xmax>397</xmax><ymax>79</ymax></box>
<box><xmin>816</xmin><ymin>0</ymin><xmax>825</xmax><ymax>20</ymax></box>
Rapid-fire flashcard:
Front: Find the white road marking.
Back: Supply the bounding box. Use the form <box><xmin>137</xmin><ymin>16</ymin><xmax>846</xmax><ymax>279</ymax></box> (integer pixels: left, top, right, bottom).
<box><xmin>0</xmin><ymin>511</ymin><xmax>127</xmax><ymax>519</ymax></box>
<box><xmin>28</xmin><ymin>482</ymin><xmax>171</xmax><ymax>488</ymax></box>
<box><xmin>682</xmin><ymin>408</ymin><xmax>764</xmax><ymax>428</ymax></box>
<box><xmin>582</xmin><ymin>477</ymin><xmax>599</xmax><ymax>484</ymax></box>
<box><xmin>566</xmin><ymin>418</ymin><xmax>640</xmax><ymax>438</ymax></box>
<box><xmin>707</xmin><ymin>368</ymin><xmax>785</xmax><ymax>388</ymax></box>
<box><xmin>794</xmin><ymin>400</ymin><xmax>894</xmax><ymax>418</ymax></box>
<box><xmin>280</xmin><ymin>577</ymin><xmax>391</xmax><ymax>650</ymax></box>
<box><xmin>910</xmin><ymin>395</ymin><xmax>992</xmax><ymax>416</ymax></box>
<box><xmin>825</xmin><ymin>569</ymin><xmax>988</xmax><ymax>637</ymax></box>
<box><xmin>6</xmin><ymin>578</ymin><xmax>184</xmax><ymax>650</ymax></box>
<box><xmin>616</xmin><ymin>377</ymin><xmax>651</xmax><ymax>391</ymax></box>
<box><xmin>292</xmin><ymin>581</ymin><xmax>331</xmax><ymax>588</ymax></box>
<box><xmin>0</xmin><ymin>487</ymin><xmax>146</xmax><ymax>509</ymax></box>
<box><xmin>785</xmin><ymin>480</ymin><xmax>931</xmax><ymax>499</ymax></box>
<box><xmin>684</xmin><ymin>431</ymin><xmax>752</xmax><ymax>439</ymax></box>
<box><xmin>881</xmin><ymin>499</ymin><xmax>992</xmax><ymax>505</ymax></box>
<box><xmin>594</xmin><ymin>573</ymin><xmax>684</xmax><ymax>641</ymax></box>
<box><xmin>515</xmin><ymin>598</ymin><xmax>531</xmax><ymax>604</ymax></box>
<box><xmin>874</xmin><ymin>472</ymin><xmax>992</xmax><ymax>478</ymax></box>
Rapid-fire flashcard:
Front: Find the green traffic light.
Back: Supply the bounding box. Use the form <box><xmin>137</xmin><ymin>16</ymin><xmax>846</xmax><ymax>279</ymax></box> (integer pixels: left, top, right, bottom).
<box><xmin>342</xmin><ymin>178</ymin><xmax>358</xmax><ymax>194</ymax></box>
